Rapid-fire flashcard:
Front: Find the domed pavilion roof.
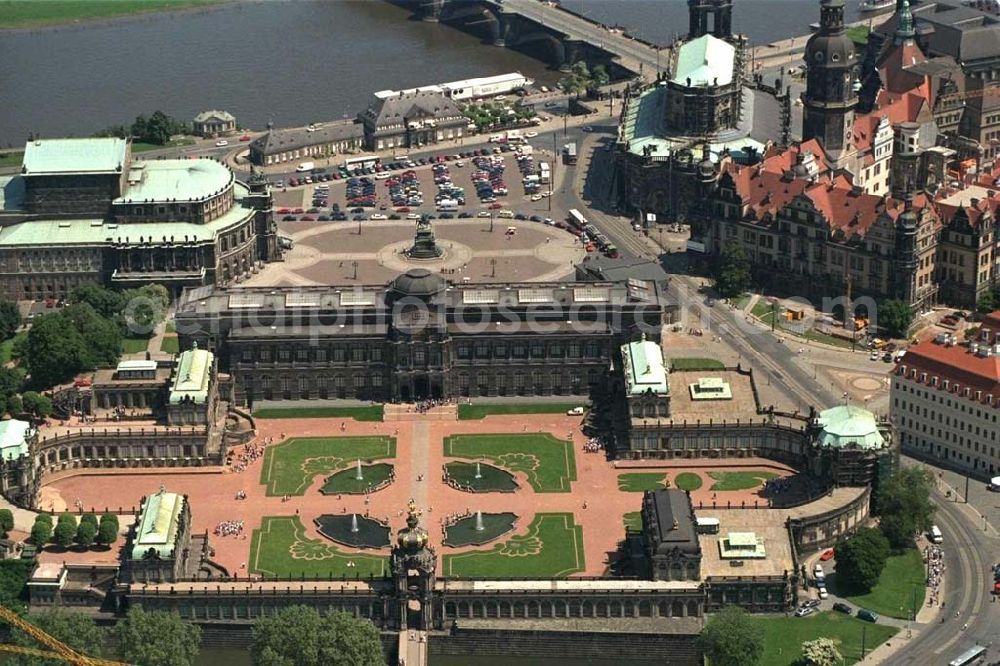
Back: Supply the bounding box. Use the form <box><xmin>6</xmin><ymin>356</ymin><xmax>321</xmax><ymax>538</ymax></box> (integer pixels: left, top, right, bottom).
<box><xmin>815</xmin><ymin>405</ymin><xmax>886</xmax><ymax>450</ymax></box>
<box><xmin>386</xmin><ymin>269</ymin><xmax>446</xmax><ymax>301</ymax></box>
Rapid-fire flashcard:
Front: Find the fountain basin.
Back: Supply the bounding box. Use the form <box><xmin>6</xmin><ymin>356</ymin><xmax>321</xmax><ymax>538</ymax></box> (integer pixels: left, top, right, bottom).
<box><xmin>444</xmin><ymin>512</ymin><xmax>518</xmax><ymax>547</ymax></box>
<box><xmin>444</xmin><ymin>461</ymin><xmax>518</xmax><ymax>493</ymax></box>
<box><xmin>314</xmin><ymin>514</ymin><xmax>390</xmax><ymax>549</ymax></box>
<box><xmin>321</xmin><ymin>463</ymin><xmax>394</xmax><ymax>495</ymax></box>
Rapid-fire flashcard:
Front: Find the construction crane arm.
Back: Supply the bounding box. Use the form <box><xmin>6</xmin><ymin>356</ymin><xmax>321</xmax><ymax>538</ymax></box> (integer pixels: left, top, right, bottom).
<box><xmin>0</xmin><ymin>605</ymin><xmax>130</xmax><ymax>666</ymax></box>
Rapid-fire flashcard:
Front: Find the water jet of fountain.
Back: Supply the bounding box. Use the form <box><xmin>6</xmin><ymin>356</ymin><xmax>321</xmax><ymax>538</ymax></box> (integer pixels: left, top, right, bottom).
<box><xmin>355</xmin><ymin>459</ymin><xmax>363</xmax><ymax>481</ymax></box>
<box><xmin>474</xmin><ymin>462</ymin><xmax>482</xmax><ymax>480</ymax></box>
<box><xmin>351</xmin><ymin>513</ymin><xmax>359</xmax><ymax>533</ymax></box>
<box><xmin>475</xmin><ymin>511</ymin><xmax>484</xmax><ymax>532</ymax></box>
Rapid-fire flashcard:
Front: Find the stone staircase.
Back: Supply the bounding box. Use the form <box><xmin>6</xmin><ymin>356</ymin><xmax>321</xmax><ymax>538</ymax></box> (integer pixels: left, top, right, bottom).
<box><xmin>383</xmin><ymin>404</ymin><xmax>457</xmax><ymax>422</ymax></box>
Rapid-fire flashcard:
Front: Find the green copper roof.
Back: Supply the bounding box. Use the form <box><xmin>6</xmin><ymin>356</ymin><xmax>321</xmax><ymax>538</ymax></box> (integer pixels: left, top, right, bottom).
<box><xmin>22</xmin><ymin>138</ymin><xmax>128</xmax><ymax>176</ymax></box>
<box><xmin>671</xmin><ymin>34</ymin><xmax>736</xmax><ymax>88</ymax></box>
<box><xmin>621</xmin><ymin>338</ymin><xmax>668</xmax><ymax>395</ymax></box>
<box><xmin>116</xmin><ymin>159</ymin><xmax>234</xmax><ymax>205</ymax></box>
<box><xmin>169</xmin><ymin>347</ymin><xmax>213</xmax><ymax>405</ymax></box>
<box><xmin>0</xmin><ymin>419</ymin><xmax>32</xmax><ymax>461</ymax></box>
<box><xmin>815</xmin><ymin>405</ymin><xmax>886</xmax><ymax>450</ymax></box>
<box><xmin>0</xmin><ymin>182</ymin><xmax>255</xmax><ymax>247</ymax></box>
<box><xmin>131</xmin><ymin>489</ymin><xmax>184</xmax><ymax>559</ymax></box>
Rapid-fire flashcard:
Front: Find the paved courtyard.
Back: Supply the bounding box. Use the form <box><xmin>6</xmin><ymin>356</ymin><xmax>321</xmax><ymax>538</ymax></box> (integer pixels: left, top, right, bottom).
<box><xmin>243</xmin><ymin>218</ymin><xmax>585</xmax><ymax>287</ymax></box>
<box><xmin>41</xmin><ymin>413</ymin><xmax>800</xmax><ymax>579</ymax></box>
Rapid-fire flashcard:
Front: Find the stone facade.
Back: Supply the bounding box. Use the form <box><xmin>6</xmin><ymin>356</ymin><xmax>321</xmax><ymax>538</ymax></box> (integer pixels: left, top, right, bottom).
<box><xmin>0</xmin><ymin>139</ymin><xmax>281</xmax><ymax>301</ymax></box>
<box><xmin>175</xmin><ymin>270</ymin><xmax>666</xmax><ymax>405</ymax></box>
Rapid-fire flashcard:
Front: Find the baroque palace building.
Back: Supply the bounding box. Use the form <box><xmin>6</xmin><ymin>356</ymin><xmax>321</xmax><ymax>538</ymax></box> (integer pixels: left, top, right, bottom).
<box><xmin>0</xmin><ymin>138</ymin><xmax>282</xmax><ymax>300</ymax></box>
<box><xmin>175</xmin><ymin>269</ymin><xmax>666</xmax><ymax>405</ymax></box>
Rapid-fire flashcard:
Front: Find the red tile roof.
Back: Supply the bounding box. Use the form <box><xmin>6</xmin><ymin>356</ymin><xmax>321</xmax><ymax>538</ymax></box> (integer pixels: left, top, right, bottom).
<box><xmin>897</xmin><ymin>334</ymin><xmax>1000</xmax><ymax>407</ymax></box>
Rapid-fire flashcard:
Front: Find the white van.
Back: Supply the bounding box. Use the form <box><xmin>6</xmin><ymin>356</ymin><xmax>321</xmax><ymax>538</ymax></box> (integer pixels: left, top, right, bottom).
<box><xmin>296</xmin><ymin>161</ymin><xmax>315</xmax><ymax>173</ymax></box>
<box><xmin>989</xmin><ymin>476</ymin><xmax>1000</xmax><ymax>492</ymax></box>
<box><xmin>929</xmin><ymin>525</ymin><xmax>943</xmax><ymax>544</ymax></box>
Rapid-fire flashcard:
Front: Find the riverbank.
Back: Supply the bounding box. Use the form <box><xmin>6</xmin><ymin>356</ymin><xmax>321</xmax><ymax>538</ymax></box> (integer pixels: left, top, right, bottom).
<box><xmin>0</xmin><ymin>0</ymin><xmax>232</xmax><ymax>31</ymax></box>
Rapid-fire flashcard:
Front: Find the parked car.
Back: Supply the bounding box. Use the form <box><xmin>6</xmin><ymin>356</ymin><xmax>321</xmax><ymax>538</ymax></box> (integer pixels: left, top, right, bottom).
<box><xmin>819</xmin><ymin>549</ymin><xmax>835</xmax><ymax>562</ymax></box>
<box><xmin>793</xmin><ymin>606</ymin><xmax>816</xmax><ymax>618</ymax></box>
<box><xmin>215</xmin><ymin>139</ymin><xmax>229</xmax><ymax>147</ymax></box>
<box><xmin>833</xmin><ymin>602</ymin><xmax>852</xmax><ymax>614</ymax></box>
<box><xmin>856</xmin><ymin>609</ymin><xmax>879</xmax><ymax>623</ymax></box>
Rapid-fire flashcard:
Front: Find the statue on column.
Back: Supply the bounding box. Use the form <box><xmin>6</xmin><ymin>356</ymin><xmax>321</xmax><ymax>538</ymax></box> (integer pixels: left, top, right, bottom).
<box><xmin>405</xmin><ymin>215</ymin><xmax>443</xmax><ymax>259</ymax></box>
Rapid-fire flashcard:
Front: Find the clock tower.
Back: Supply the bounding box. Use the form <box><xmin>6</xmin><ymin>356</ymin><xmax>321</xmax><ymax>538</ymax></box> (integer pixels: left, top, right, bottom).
<box><xmin>802</xmin><ymin>0</ymin><xmax>859</xmax><ymax>165</ymax></box>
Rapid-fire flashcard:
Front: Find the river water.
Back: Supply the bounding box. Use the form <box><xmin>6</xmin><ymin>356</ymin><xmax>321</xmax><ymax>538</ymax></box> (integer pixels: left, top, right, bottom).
<box><xmin>0</xmin><ymin>0</ymin><xmax>864</xmax><ymax>147</ymax></box>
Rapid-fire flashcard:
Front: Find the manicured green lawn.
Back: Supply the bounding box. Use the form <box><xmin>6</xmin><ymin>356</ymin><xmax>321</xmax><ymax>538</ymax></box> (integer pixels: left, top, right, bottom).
<box><xmin>443</xmin><ymin>433</ymin><xmax>577</xmax><ymax>493</ymax></box>
<box><xmin>442</xmin><ymin>513</ymin><xmax>585</xmax><ymax>578</ymax></box>
<box><xmin>320</xmin><ymin>462</ymin><xmax>394</xmax><ymax>495</ymax></box>
<box><xmin>623</xmin><ymin>511</ymin><xmax>642</xmax><ymax>532</ymax></box>
<box><xmin>253</xmin><ymin>405</ymin><xmax>384</xmax><ymax>421</ymax></box>
<box><xmin>833</xmin><ymin>548</ymin><xmax>926</xmax><ymax>620</ymax></box>
<box><xmin>121</xmin><ymin>337</ymin><xmax>150</xmax><ymax>354</ymax></box>
<box><xmin>160</xmin><ymin>336</ymin><xmax>179</xmax><ymax>354</ymax></box>
<box><xmin>0</xmin><ymin>152</ymin><xmax>24</xmax><ymax>168</ymax></box>
<box><xmin>617</xmin><ymin>473</ymin><xmax>668</xmax><ymax>492</ymax></box>
<box><xmin>259</xmin><ymin>436</ymin><xmax>396</xmax><ymax>496</ymax></box>
<box><xmin>457</xmin><ymin>403</ymin><xmax>584</xmax><ymax>420</ymax></box>
<box><xmin>248</xmin><ymin>516</ymin><xmax>387</xmax><ymax>578</ymax></box>
<box><xmin>165</xmin><ymin>321</ymin><xmax>176</xmax><ymax>334</ymax></box>
<box><xmin>707</xmin><ymin>470</ymin><xmax>778</xmax><ymax>492</ymax></box>
<box><xmin>733</xmin><ymin>293</ymin><xmax>752</xmax><ymax>310</ymax></box>
<box><xmin>670</xmin><ymin>357</ymin><xmax>725</xmax><ymax>371</ymax></box>
<box><xmin>674</xmin><ymin>472</ymin><xmax>703</xmax><ymax>491</ymax></box>
<box><xmin>751</xmin><ymin>299</ymin><xmax>778</xmax><ymax>320</ymax></box>
<box><xmin>0</xmin><ymin>1</ymin><xmax>222</xmax><ymax>29</ymax></box>
<box><xmin>755</xmin><ymin>611</ymin><xmax>897</xmax><ymax>665</ymax></box>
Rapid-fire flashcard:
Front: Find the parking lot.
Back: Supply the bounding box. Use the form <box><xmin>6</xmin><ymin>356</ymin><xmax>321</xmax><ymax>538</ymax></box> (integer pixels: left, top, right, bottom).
<box><xmin>271</xmin><ymin>144</ymin><xmax>562</xmax><ymax>224</ymax></box>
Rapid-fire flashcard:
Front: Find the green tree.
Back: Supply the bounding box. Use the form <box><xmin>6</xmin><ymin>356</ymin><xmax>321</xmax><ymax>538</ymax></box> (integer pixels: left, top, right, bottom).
<box><xmin>0</xmin><ymin>509</ymin><xmax>13</xmax><ymax>537</ymax></box>
<box><xmin>30</xmin><ymin>520</ymin><xmax>51</xmax><ymax>547</ymax></box>
<box><xmin>251</xmin><ymin>606</ymin><xmax>384</xmax><ymax>666</ymax></box>
<box><xmin>115</xmin><ymin>607</ymin><xmax>201</xmax><ymax>666</ymax></box>
<box><xmin>591</xmin><ymin>63</ymin><xmax>610</xmax><ymax>87</ymax></box>
<box><xmin>800</xmin><ymin>637</ymin><xmax>842</xmax><ymax>666</ymax></box>
<box><xmin>714</xmin><ymin>240</ymin><xmax>752</xmax><ymax>298</ymax></box>
<box><xmin>75</xmin><ymin>521</ymin><xmax>97</xmax><ymax>548</ymax></box>
<box><xmin>96</xmin><ymin>519</ymin><xmax>119</xmax><ymax>547</ymax></box>
<box><xmin>0</xmin><ymin>367</ymin><xmax>22</xmax><ymax>399</ymax></box>
<box><xmin>69</xmin><ymin>283</ymin><xmax>125</xmax><ymax>321</ymax></box>
<box><xmin>0</xmin><ymin>300</ymin><xmax>22</xmax><ymax>342</ymax></box>
<box><xmin>878</xmin><ymin>467</ymin><xmax>937</xmax><ymax>549</ymax></box>
<box><xmin>21</xmin><ymin>391</ymin><xmax>53</xmax><ymax>419</ymax></box>
<box><xmin>24</xmin><ymin>314</ymin><xmax>88</xmax><ymax>388</ymax></box>
<box><xmin>559</xmin><ymin>61</ymin><xmax>591</xmax><ymax>98</ymax></box>
<box><xmin>60</xmin><ymin>303</ymin><xmax>122</xmax><ymax>367</ymax></box>
<box><xmin>52</xmin><ymin>515</ymin><xmax>76</xmax><ymax>549</ymax></box>
<box><xmin>80</xmin><ymin>512</ymin><xmax>98</xmax><ymax>528</ymax></box>
<box><xmin>977</xmin><ymin>290</ymin><xmax>997</xmax><ymax>315</ymax></box>
<box><xmin>6</xmin><ymin>393</ymin><xmax>22</xmax><ymax>417</ymax></box>
<box><xmin>122</xmin><ymin>284</ymin><xmax>170</xmax><ymax>336</ymax></box>
<box><xmin>697</xmin><ymin>606</ymin><xmax>764</xmax><ymax>666</ymax></box>
<box><xmin>100</xmin><ymin>512</ymin><xmax>119</xmax><ymax>530</ymax></box>
<box><xmin>834</xmin><ymin>527</ymin><xmax>890</xmax><ymax>591</ymax></box>
<box><xmin>878</xmin><ymin>299</ymin><xmax>914</xmax><ymax>338</ymax></box>
<box><xmin>0</xmin><ymin>560</ymin><xmax>32</xmax><ymax>609</ymax></box>
<box><xmin>8</xmin><ymin>609</ymin><xmax>107</xmax><ymax>666</ymax></box>
<box><xmin>34</xmin><ymin>513</ymin><xmax>52</xmax><ymax>526</ymax></box>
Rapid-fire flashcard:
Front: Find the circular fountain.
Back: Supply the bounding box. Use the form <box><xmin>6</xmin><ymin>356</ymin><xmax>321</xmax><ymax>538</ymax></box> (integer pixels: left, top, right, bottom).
<box><xmin>314</xmin><ymin>514</ymin><xmax>391</xmax><ymax>549</ymax></box>
<box><xmin>443</xmin><ymin>512</ymin><xmax>518</xmax><ymax>547</ymax></box>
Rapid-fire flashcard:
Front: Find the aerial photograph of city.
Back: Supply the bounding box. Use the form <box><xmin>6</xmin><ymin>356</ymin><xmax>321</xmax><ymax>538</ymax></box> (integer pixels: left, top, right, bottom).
<box><xmin>0</xmin><ymin>0</ymin><xmax>999</xmax><ymax>664</ymax></box>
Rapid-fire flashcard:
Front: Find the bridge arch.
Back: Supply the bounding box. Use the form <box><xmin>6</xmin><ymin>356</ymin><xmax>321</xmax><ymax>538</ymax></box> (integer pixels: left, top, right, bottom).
<box><xmin>509</xmin><ymin>31</ymin><xmax>566</xmax><ymax>69</ymax></box>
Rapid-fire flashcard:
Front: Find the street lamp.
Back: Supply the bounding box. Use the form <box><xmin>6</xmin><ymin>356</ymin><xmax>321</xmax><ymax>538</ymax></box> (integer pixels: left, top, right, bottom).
<box><xmin>489</xmin><ymin>213</ymin><xmax>495</xmax><ymax>233</ymax></box>
<box><xmin>352</xmin><ymin>260</ymin><xmax>358</xmax><ymax>280</ymax></box>
<box><xmin>490</xmin><ymin>258</ymin><xmax>497</xmax><ymax>278</ymax></box>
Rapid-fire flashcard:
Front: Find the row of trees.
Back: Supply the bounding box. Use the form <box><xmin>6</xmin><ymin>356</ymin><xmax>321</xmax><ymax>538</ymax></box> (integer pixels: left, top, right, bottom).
<box><xmin>22</xmin><ymin>283</ymin><xmax>168</xmax><ymax>390</ymax></box>
<box><xmin>558</xmin><ymin>61</ymin><xmax>610</xmax><ymax>98</ymax></box>
<box><xmin>2</xmin><ymin>605</ymin><xmax>384</xmax><ymax>666</ymax></box>
<box><xmin>29</xmin><ymin>512</ymin><xmax>119</xmax><ymax>550</ymax></box>
<box><xmin>94</xmin><ymin>110</ymin><xmax>187</xmax><ymax>146</ymax></box>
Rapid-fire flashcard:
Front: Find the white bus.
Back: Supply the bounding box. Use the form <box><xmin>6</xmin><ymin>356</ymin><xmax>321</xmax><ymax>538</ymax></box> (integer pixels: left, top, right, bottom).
<box><xmin>567</xmin><ymin>208</ymin><xmax>588</xmax><ymax>232</ymax></box>
<box><xmin>343</xmin><ymin>155</ymin><xmax>379</xmax><ymax>172</ymax></box>
<box><xmin>539</xmin><ymin>162</ymin><xmax>551</xmax><ymax>184</ymax></box>
<box><xmin>948</xmin><ymin>645</ymin><xmax>987</xmax><ymax>666</ymax></box>
<box><xmin>436</xmin><ymin>199</ymin><xmax>458</xmax><ymax>212</ymax></box>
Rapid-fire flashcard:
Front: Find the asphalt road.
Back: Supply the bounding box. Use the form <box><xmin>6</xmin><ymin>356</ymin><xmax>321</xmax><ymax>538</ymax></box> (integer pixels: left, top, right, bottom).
<box><xmin>565</xmin><ymin>128</ymin><xmax>1000</xmax><ymax>665</ymax></box>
